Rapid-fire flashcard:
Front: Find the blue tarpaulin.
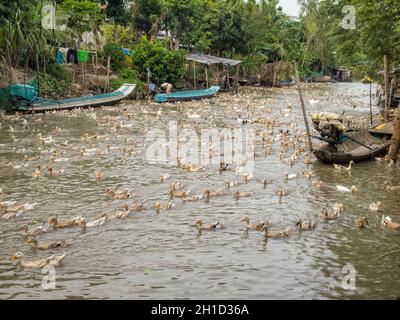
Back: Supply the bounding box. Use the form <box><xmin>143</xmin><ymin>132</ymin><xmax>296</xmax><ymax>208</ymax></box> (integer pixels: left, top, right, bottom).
<box><xmin>121</xmin><ymin>48</ymin><xmax>131</xmax><ymax>56</ymax></box>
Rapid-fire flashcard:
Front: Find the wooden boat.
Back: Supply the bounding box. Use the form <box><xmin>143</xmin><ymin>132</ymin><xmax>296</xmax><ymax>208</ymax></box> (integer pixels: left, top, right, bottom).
<box><xmin>368</xmin><ymin>122</ymin><xmax>394</xmax><ymax>136</ymax></box>
<box><xmin>313</xmin><ymin>130</ymin><xmax>391</xmax><ymax>164</ymax></box>
<box><xmin>154</xmin><ymin>86</ymin><xmax>220</xmax><ymax>103</ymax></box>
<box><xmin>14</xmin><ymin>84</ymin><xmax>136</xmax><ymax>112</ymax></box>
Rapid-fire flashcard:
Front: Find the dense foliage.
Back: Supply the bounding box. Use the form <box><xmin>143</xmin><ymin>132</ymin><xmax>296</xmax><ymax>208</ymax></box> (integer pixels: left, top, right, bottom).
<box><xmin>1</xmin><ymin>0</ymin><xmax>400</xmax><ymax>94</ymax></box>
<box><xmin>131</xmin><ymin>37</ymin><xmax>186</xmax><ymax>84</ymax></box>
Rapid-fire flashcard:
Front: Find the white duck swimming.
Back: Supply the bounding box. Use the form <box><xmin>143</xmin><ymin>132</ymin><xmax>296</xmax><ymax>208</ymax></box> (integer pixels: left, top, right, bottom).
<box><xmin>336</xmin><ymin>185</ymin><xmax>358</xmax><ymax>193</ymax></box>
<box><xmin>381</xmin><ymin>215</ymin><xmax>400</xmax><ymax>230</ymax></box>
<box><xmin>21</xmin><ymin>224</ymin><xmax>50</xmax><ymax>237</ymax></box>
<box><xmin>333</xmin><ymin>161</ymin><xmax>355</xmax><ymax>171</ymax></box>
<box><xmin>284</xmin><ymin>172</ymin><xmax>297</xmax><ymax>180</ymax></box>
<box><xmin>10</xmin><ymin>252</ymin><xmax>66</xmax><ymax>269</ymax></box>
<box><xmin>81</xmin><ymin>214</ymin><xmax>107</xmax><ymax>229</ymax></box>
<box><xmin>369</xmin><ymin>201</ymin><xmax>383</xmax><ymax>212</ymax></box>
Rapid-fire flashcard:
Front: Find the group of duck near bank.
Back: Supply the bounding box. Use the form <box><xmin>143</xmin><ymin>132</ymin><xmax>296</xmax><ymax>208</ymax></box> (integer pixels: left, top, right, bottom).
<box><xmin>2</xmin><ymin>72</ymin><xmax>400</xmax><ymax>270</ymax></box>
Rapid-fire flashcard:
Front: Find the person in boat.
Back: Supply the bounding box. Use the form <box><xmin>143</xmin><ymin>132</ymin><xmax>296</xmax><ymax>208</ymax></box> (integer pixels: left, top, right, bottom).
<box><xmin>160</xmin><ymin>83</ymin><xmax>173</xmax><ymax>93</ymax></box>
<box><xmin>312</xmin><ymin>112</ymin><xmax>347</xmax><ymax>144</ymax></box>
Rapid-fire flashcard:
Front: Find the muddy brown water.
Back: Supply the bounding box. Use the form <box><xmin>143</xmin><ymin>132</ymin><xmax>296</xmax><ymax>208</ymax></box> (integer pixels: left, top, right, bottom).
<box><xmin>0</xmin><ymin>83</ymin><xmax>399</xmax><ymax>300</ymax></box>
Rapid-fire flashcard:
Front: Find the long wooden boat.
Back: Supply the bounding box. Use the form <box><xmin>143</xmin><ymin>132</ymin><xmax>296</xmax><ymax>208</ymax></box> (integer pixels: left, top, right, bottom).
<box><xmin>15</xmin><ymin>84</ymin><xmax>136</xmax><ymax>112</ymax></box>
<box><xmin>368</xmin><ymin>121</ymin><xmax>394</xmax><ymax>136</ymax></box>
<box><xmin>313</xmin><ymin>130</ymin><xmax>391</xmax><ymax>164</ymax></box>
<box><xmin>154</xmin><ymin>86</ymin><xmax>220</xmax><ymax>103</ymax></box>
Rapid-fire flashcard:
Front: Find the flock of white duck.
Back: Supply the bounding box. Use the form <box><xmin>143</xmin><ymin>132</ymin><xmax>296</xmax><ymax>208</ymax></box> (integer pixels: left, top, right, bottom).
<box><xmin>1</xmin><ymin>86</ymin><xmax>399</xmax><ymax>270</ymax></box>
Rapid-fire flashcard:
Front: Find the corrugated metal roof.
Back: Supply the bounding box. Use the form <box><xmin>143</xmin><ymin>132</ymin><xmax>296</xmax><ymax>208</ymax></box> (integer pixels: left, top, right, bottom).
<box><xmin>187</xmin><ymin>54</ymin><xmax>242</xmax><ymax>66</ymax></box>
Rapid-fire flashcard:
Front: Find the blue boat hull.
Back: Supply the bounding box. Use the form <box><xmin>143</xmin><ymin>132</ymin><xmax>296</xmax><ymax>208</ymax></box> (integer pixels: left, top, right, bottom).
<box><xmin>154</xmin><ymin>86</ymin><xmax>220</xmax><ymax>103</ymax></box>
<box><xmin>15</xmin><ymin>84</ymin><xmax>136</xmax><ymax>112</ymax></box>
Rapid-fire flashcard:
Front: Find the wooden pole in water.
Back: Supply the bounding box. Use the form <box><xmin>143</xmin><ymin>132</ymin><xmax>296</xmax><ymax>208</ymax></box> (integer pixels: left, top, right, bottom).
<box><xmin>294</xmin><ymin>62</ymin><xmax>313</xmax><ymax>152</ymax></box>
<box><xmin>384</xmin><ymin>55</ymin><xmax>389</xmax><ymax>121</ymax></box>
<box><xmin>389</xmin><ymin>106</ymin><xmax>400</xmax><ymax>164</ymax></box>
<box><xmin>370</xmin><ymin>81</ymin><xmax>373</xmax><ymax>126</ymax></box>
<box><xmin>389</xmin><ymin>78</ymin><xmax>395</xmax><ymax>110</ymax></box>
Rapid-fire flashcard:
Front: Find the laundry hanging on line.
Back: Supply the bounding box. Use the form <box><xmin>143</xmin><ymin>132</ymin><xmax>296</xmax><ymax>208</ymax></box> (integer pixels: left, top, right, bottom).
<box><xmin>59</xmin><ymin>47</ymin><xmax>68</xmax><ymax>62</ymax></box>
<box><xmin>78</xmin><ymin>50</ymin><xmax>89</xmax><ymax>63</ymax></box>
<box><xmin>67</xmin><ymin>49</ymin><xmax>78</xmax><ymax>65</ymax></box>
<box><xmin>56</xmin><ymin>49</ymin><xmax>65</xmax><ymax>65</ymax></box>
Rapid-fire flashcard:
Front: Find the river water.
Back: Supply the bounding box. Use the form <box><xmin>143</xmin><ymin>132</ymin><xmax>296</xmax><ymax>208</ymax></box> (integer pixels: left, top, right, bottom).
<box><xmin>0</xmin><ymin>83</ymin><xmax>399</xmax><ymax>300</ymax></box>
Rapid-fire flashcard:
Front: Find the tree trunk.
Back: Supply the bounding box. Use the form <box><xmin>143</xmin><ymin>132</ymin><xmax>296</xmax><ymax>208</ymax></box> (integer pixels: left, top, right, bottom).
<box><xmin>150</xmin><ymin>18</ymin><xmax>159</xmax><ymax>43</ymax></box>
<box><xmin>389</xmin><ymin>107</ymin><xmax>400</xmax><ymax>163</ymax></box>
<box><xmin>174</xmin><ymin>36</ymin><xmax>180</xmax><ymax>50</ymax></box>
<box><xmin>92</xmin><ymin>25</ymin><xmax>102</xmax><ymax>51</ymax></box>
<box><xmin>384</xmin><ymin>55</ymin><xmax>389</xmax><ymax>121</ymax></box>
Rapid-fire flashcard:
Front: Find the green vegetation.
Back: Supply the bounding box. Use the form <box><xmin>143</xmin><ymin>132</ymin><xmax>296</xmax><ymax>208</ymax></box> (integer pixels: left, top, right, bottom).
<box><xmin>1</xmin><ymin>0</ymin><xmax>400</xmax><ymax>105</ymax></box>
<box><xmin>131</xmin><ymin>37</ymin><xmax>186</xmax><ymax>85</ymax></box>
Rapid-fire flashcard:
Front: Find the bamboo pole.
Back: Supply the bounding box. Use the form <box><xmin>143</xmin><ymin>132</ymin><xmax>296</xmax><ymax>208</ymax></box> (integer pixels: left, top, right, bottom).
<box><xmin>40</xmin><ymin>0</ymin><xmax>45</xmax><ymax>98</ymax></box>
<box><xmin>272</xmin><ymin>61</ymin><xmax>277</xmax><ymax>87</ymax></box>
<box><xmin>236</xmin><ymin>65</ymin><xmax>239</xmax><ymax>95</ymax></box>
<box><xmin>193</xmin><ymin>61</ymin><xmax>196</xmax><ymax>88</ymax></box>
<box><xmin>389</xmin><ymin>78</ymin><xmax>395</xmax><ymax>109</ymax></box>
<box><xmin>81</xmin><ymin>60</ymin><xmax>85</xmax><ymax>88</ymax></box>
<box><xmin>36</xmin><ymin>52</ymin><xmax>41</xmax><ymax>97</ymax></box>
<box><xmin>227</xmin><ymin>68</ymin><xmax>231</xmax><ymax>90</ymax></box>
<box><xmin>205</xmin><ymin>65</ymin><xmax>209</xmax><ymax>88</ymax></box>
<box><xmin>106</xmin><ymin>56</ymin><xmax>111</xmax><ymax>93</ymax></box>
<box><xmin>295</xmin><ymin>62</ymin><xmax>313</xmax><ymax>152</ymax></box>
<box><xmin>384</xmin><ymin>55</ymin><xmax>389</xmax><ymax>121</ymax></box>
<box><xmin>369</xmin><ymin>81</ymin><xmax>373</xmax><ymax>126</ymax></box>
<box><xmin>388</xmin><ymin>106</ymin><xmax>400</xmax><ymax>163</ymax></box>
<box><xmin>146</xmin><ymin>67</ymin><xmax>151</xmax><ymax>100</ymax></box>
<box><xmin>95</xmin><ymin>51</ymin><xmax>99</xmax><ymax>93</ymax></box>
<box><xmin>43</xmin><ymin>54</ymin><xmax>47</xmax><ymax>99</ymax></box>
<box><xmin>376</xmin><ymin>249</ymin><xmax>400</xmax><ymax>261</ymax></box>
<box><xmin>72</xmin><ymin>65</ymin><xmax>76</xmax><ymax>85</ymax></box>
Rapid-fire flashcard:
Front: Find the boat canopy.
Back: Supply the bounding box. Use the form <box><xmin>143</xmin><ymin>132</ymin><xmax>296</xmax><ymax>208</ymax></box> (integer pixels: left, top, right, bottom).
<box><xmin>187</xmin><ymin>54</ymin><xmax>242</xmax><ymax>67</ymax></box>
